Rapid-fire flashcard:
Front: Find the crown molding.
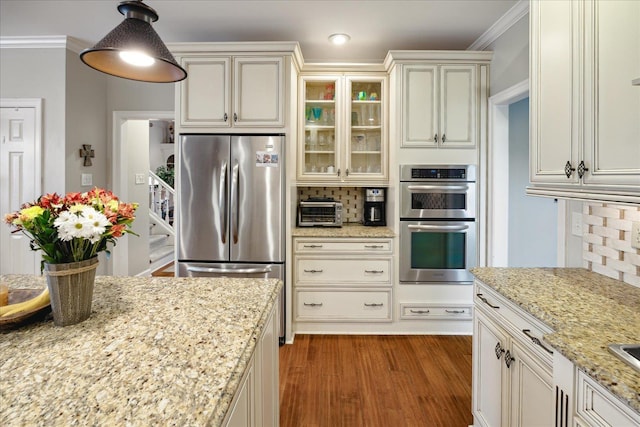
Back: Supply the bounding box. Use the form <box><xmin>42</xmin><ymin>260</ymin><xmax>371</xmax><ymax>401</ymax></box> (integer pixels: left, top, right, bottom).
<box><xmin>0</xmin><ymin>36</ymin><xmax>88</xmax><ymax>53</ymax></box>
<box><xmin>467</xmin><ymin>0</ymin><xmax>529</xmax><ymax>51</ymax></box>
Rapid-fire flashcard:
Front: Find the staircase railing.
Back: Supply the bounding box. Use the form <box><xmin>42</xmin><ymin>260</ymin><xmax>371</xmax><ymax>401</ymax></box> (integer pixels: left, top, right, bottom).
<box><xmin>149</xmin><ymin>170</ymin><xmax>175</xmax><ymax>237</ymax></box>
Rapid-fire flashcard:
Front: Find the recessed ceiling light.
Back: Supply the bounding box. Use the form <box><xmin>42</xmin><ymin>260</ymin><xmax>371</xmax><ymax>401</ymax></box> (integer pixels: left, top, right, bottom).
<box><xmin>328</xmin><ymin>33</ymin><xmax>351</xmax><ymax>46</ymax></box>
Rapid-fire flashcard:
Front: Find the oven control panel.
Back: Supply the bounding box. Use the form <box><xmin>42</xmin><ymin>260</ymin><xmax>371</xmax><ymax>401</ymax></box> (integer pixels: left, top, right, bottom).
<box><xmin>401</xmin><ymin>164</ymin><xmax>476</xmax><ymax>182</ymax></box>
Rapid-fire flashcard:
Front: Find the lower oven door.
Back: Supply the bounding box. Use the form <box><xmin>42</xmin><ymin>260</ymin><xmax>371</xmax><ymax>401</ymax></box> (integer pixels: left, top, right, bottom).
<box><xmin>400</xmin><ymin>220</ymin><xmax>476</xmax><ymax>283</ymax></box>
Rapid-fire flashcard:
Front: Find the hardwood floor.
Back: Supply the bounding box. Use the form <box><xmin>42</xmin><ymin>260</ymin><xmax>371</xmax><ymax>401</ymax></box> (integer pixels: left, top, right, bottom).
<box><xmin>279</xmin><ymin>335</ymin><xmax>473</xmax><ymax>427</ymax></box>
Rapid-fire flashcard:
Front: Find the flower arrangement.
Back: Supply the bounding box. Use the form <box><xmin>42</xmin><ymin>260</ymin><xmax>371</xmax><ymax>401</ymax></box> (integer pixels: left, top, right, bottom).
<box><xmin>4</xmin><ymin>188</ymin><xmax>138</xmax><ymax>267</ymax></box>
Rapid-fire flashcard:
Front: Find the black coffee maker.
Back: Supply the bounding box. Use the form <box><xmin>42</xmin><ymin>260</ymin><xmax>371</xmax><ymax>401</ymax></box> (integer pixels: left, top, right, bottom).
<box><xmin>363</xmin><ymin>188</ymin><xmax>386</xmax><ymax>226</ymax></box>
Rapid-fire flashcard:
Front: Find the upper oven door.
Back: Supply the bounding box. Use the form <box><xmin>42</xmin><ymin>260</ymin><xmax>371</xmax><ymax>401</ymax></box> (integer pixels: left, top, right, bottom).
<box><xmin>399</xmin><ymin>220</ymin><xmax>476</xmax><ymax>283</ymax></box>
<box><xmin>400</xmin><ymin>182</ymin><xmax>476</xmax><ymax>219</ymax></box>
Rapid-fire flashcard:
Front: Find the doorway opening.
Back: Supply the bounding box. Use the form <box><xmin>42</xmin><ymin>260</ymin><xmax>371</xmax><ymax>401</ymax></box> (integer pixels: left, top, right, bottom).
<box><xmin>111</xmin><ymin>111</ymin><xmax>174</xmax><ymax>276</ymax></box>
<box><xmin>483</xmin><ymin>81</ymin><xmax>560</xmax><ymax>267</ymax></box>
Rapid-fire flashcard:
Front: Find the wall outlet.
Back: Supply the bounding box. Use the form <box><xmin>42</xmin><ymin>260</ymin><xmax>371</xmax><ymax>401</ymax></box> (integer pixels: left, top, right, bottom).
<box><xmin>135</xmin><ymin>173</ymin><xmax>146</xmax><ymax>185</ymax></box>
<box><xmin>571</xmin><ymin>212</ymin><xmax>583</xmax><ymax>237</ymax></box>
<box><xmin>81</xmin><ymin>173</ymin><xmax>92</xmax><ymax>186</ymax></box>
<box><xmin>632</xmin><ymin>221</ymin><xmax>640</xmax><ymax>249</ymax></box>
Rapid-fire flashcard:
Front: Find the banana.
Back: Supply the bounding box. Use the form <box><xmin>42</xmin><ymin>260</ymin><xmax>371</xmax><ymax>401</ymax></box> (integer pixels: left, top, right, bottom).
<box><xmin>0</xmin><ymin>288</ymin><xmax>50</xmax><ymax>317</ymax></box>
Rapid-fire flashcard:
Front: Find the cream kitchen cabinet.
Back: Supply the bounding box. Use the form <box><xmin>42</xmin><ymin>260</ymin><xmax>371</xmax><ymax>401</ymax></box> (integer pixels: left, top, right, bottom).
<box><xmin>223</xmin><ymin>296</ymin><xmax>279</xmax><ymax>427</ymax></box>
<box><xmin>529</xmin><ymin>0</ymin><xmax>640</xmax><ymax>202</ymax></box>
<box><xmin>297</xmin><ymin>73</ymin><xmax>388</xmax><ymax>185</ymax></box>
<box><xmin>473</xmin><ymin>280</ymin><xmax>554</xmax><ymax>427</ymax></box>
<box><xmin>177</xmin><ymin>55</ymin><xmax>284</xmax><ymax>129</ymax></box>
<box><xmin>400</xmin><ymin>64</ymin><xmax>477</xmax><ymax>148</ymax></box>
<box><xmin>553</xmin><ymin>349</ymin><xmax>640</xmax><ymax>427</ymax></box>
<box><xmin>293</xmin><ymin>237</ymin><xmax>393</xmax><ymax>324</ymax></box>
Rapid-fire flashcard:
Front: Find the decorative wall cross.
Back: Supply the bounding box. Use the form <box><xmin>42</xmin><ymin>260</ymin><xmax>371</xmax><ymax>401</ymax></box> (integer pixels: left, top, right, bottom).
<box><xmin>79</xmin><ymin>144</ymin><xmax>95</xmax><ymax>166</ymax></box>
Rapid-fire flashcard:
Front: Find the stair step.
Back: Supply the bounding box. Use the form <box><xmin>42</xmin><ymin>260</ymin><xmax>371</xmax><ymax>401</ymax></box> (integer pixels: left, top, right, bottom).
<box><xmin>149</xmin><ymin>234</ymin><xmax>169</xmax><ymax>251</ymax></box>
<box><xmin>150</xmin><ymin>245</ymin><xmax>174</xmax><ymax>264</ymax></box>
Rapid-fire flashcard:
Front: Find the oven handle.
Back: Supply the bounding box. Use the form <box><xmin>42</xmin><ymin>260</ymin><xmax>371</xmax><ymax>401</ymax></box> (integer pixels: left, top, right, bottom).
<box><xmin>407</xmin><ymin>224</ymin><xmax>469</xmax><ymax>231</ymax></box>
<box><xmin>406</xmin><ymin>184</ymin><xmax>470</xmax><ymax>191</ymax></box>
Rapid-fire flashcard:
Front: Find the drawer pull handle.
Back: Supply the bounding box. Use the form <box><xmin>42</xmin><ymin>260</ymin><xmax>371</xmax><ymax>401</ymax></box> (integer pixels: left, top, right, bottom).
<box><xmin>303</xmin><ymin>244</ymin><xmax>323</xmax><ymax>248</ymax></box>
<box><xmin>522</xmin><ymin>329</ymin><xmax>554</xmax><ymax>354</ymax></box>
<box><xmin>410</xmin><ymin>309</ymin><xmax>430</xmax><ymax>314</ymax></box>
<box><xmin>495</xmin><ymin>342</ymin><xmax>505</xmax><ymax>360</ymax></box>
<box><xmin>364</xmin><ymin>269</ymin><xmax>384</xmax><ymax>274</ymax></box>
<box><xmin>445</xmin><ymin>309</ymin><xmax>466</xmax><ymax>314</ymax></box>
<box><xmin>364</xmin><ymin>245</ymin><xmax>384</xmax><ymax>249</ymax></box>
<box><xmin>364</xmin><ymin>303</ymin><xmax>383</xmax><ymax>307</ymax></box>
<box><xmin>304</xmin><ymin>269</ymin><xmax>323</xmax><ymax>273</ymax></box>
<box><xmin>476</xmin><ymin>293</ymin><xmax>500</xmax><ymax>309</ymax></box>
<box><xmin>303</xmin><ymin>302</ymin><xmax>323</xmax><ymax>307</ymax></box>
<box><xmin>505</xmin><ymin>350</ymin><xmax>515</xmax><ymax>368</ymax></box>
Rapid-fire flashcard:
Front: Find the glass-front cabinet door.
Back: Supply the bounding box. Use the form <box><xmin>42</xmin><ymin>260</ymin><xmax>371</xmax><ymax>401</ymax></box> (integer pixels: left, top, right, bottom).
<box><xmin>298</xmin><ymin>73</ymin><xmax>387</xmax><ymax>183</ymax></box>
<box><xmin>300</xmin><ymin>76</ymin><xmax>342</xmax><ymax>179</ymax></box>
<box><xmin>346</xmin><ymin>76</ymin><xmax>385</xmax><ymax>180</ymax></box>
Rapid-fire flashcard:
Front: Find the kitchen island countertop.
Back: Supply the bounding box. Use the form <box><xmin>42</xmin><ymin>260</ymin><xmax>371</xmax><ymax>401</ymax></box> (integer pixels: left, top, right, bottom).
<box><xmin>292</xmin><ymin>223</ymin><xmax>395</xmax><ymax>238</ymax></box>
<box><xmin>0</xmin><ymin>274</ymin><xmax>282</xmax><ymax>426</ymax></box>
<box><xmin>471</xmin><ymin>267</ymin><xmax>640</xmax><ymax>413</ymax></box>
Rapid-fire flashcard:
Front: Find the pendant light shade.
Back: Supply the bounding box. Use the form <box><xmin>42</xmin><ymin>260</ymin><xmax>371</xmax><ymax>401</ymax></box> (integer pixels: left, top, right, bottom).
<box><xmin>80</xmin><ymin>1</ymin><xmax>186</xmax><ymax>83</ymax></box>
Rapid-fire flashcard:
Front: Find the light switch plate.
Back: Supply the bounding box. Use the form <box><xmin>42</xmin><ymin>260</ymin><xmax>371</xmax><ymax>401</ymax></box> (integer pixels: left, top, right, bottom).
<box><xmin>135</xmin><ymin>173</ymin><xmax>145</xmax><ymax>185</ymax></box>
<box><xmin>632</xmin><ymin>221</ymin><xmax>640</xmax><ymax>249</ymax></box>
<box><xmin>81</xmin><ymin>173</ymin><xmax>92</xmax><ymax>186</ymax></box>
<box><xmin>571</xmin><ymin>212</ymin><xmax>583</xmax><ymax>237</ymax></box>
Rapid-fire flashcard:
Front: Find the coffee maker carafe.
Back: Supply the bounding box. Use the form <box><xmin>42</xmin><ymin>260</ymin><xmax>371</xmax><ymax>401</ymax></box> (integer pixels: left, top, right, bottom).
<box><xmin>363</xmin><ymin>188</ymin><xmax>386</xmax><ymax>226</ymax></box>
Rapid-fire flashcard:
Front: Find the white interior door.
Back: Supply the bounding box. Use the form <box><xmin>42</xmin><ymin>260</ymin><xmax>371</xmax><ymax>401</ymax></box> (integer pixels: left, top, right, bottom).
<box><xmin>0</xmin><ymin>105</ymin><xmax>39</xmax><ymax>274</ymax></box>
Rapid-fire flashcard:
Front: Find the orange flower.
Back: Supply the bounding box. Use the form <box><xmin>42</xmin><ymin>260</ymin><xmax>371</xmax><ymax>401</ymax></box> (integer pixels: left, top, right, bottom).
<box><xmin>110</xmin><ymin>223</ymin><xmax>126</xmax><ymax>237</ymax></box>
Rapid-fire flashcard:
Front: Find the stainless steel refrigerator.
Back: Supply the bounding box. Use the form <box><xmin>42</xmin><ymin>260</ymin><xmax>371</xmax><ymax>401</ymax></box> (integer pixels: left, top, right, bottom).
<box><xmin>177</xmin><ymin>134</ymin><xmax>285</xmax><ymax>343</ymax></box>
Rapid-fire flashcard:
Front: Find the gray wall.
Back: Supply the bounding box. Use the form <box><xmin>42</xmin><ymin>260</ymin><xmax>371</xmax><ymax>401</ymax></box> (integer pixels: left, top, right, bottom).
<box><xmin>0</xmin><ymin>48</ymin><xmax>67</xmax><ymax>194</ymax></box>
<box><xmin>508</xmin><ymin>98</ymin><xmax>557</xmax><ymax>267</ymax></box>
<box><xmin>65</xmin><ymin>51</ymin><xmax>108</xmax><ymax>192</ymax></box>
<box><xmin>486</xmin><ymin>15</ymin><xmax>529</xmax><ymax>96</ymax></box>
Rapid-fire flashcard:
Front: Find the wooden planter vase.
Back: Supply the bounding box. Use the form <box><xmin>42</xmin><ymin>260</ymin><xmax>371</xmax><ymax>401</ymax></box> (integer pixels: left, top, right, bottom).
<box><xmin>44</xmin><ymin>257</ymin><xmax>98</xmax><ymax>326</ymax></box>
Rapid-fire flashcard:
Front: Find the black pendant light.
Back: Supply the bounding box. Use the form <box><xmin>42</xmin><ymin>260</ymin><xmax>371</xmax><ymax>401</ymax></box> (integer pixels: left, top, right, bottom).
<box><xmin>80</xmin><ymin>0</ymin><xmax>186</xmax><ymax>83</ymax></box>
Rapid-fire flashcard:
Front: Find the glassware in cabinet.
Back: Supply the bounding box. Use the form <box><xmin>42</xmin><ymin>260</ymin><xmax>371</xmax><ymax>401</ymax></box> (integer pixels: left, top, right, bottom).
<box><xmin>348</xmin><ymin>79</ymin><xmax>383</xmax><ymax>176</ymax></box>
<box><xmin>302</xmin><ymin>78</ymin><xmax>339</xmax><ymax>176</ymax></box>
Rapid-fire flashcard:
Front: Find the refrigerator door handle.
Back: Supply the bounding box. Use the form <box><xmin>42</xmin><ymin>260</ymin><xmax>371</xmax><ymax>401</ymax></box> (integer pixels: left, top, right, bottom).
<box><xmin>187</xmin><ymin>266</ymin><xmax>273</xmax><ymax>274</ymax></box>
<box><xmin>219</xmin><ymin>162</ymin><xmax>228</xmax><ymax>244</ymax></box>
<box><xmin>230</xmin><ymin>159</ymin><xmax>240</xmax><ymax>244</ymax></box>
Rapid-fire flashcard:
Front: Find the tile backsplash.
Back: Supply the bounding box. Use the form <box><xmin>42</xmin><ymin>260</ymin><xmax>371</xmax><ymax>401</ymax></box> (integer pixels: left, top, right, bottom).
<box><xmin>582</xmin><ymin>203</ymin><xmax>640</xmax><ymax>287</ymax></box>
<box><xmin>298</xmin><ymin>187</ymin><xmax>363</xmax><ymax>223</ymax></box>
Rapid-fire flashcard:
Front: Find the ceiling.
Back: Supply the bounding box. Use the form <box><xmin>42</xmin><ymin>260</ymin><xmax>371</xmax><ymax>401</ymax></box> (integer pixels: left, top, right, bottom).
<box><xmin>0</xmin><ymin>0</ymin><xmax>519</xmax><ymax>63</ymax></box>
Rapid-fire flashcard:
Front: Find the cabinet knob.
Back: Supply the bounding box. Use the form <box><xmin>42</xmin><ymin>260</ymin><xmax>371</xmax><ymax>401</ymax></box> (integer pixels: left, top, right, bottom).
<box><xmin>223</xmin><ymin>113</ymin><xmax>228</xmax><ymax>122</ymax></box>
<box><xmin>345</xmin><ymin>168</ymin><xmax>349</xmax><ymax>176</ymax></box>
<box><xmin>505</xmin><ymin>350</ymin><xmax>515</xmax><ymax>368</ymax></box>
<box><xmin>441</xmin><ymin>133</ymin><xmax>446</xmax><ymax>143</ymax></box>
<box><xmin>303</xmin><ymin>269</ymin><xmax>323</xmax><ymax>273</ymax></box>
<box><xmin>577</xmin><ymin>160</ymin><xmax>589</xmax><ymax>179</ymax></box>
<box><xmin>364</xmin><ymin>270</ymin><xmax>384</xmax><ymax>274</ymax></box>
<box><xmin>337</xmin><ymin>168</ymin><xmax>341</xmax><ymax>177</ymax></box>
<box><xmin>434</xmin><ymin>133</ymin><xmax>438</xmax><ymax>143</ymax></box>
<box><xmin>564</xmin><ymin>161</ymin><xmax>575</xmax><ymax>178</ymax></box>
<box><xmin>233</xmin><ymin>113</ymin><xmax>238</xmax><ymax>122</ymax></box>
<box><xmin>364</xmin><ymin>303</ymin><xmax>383</xmax><ymax>307</ymax></box>
<box><xmin>495</xmin><ymin>342</ymin><xmax>505</xmax><ymax>360</ymax></box>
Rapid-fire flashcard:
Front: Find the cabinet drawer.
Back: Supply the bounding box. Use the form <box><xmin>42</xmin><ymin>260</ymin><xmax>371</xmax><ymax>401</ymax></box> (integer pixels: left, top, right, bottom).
<box><xmin>576</xmin><ymin>370</ymin><xmax>640</xmax><ymax>426</ymax></box>
<box><xmin>295</xmin><ymin>289</ymin><xmax>392</xmax><ymax>322</ymax></box>
<box><xmin>400</xmin><ymin>303</ymin><xmax>472</xmax><ymax>320</ymax></box>
<box><xmin>474</xmin><ymin>280</ymin><xmax>554</xmax><ymax>362</ymax></box>
<box><xmin>295</xmin><ymin>239</ymin><xmax>392</xmax><ymax>254</ymax></box>
<box><xmin>296</xmin><ymin>258</ymin><xmax>391</xmax><ymax>285</ymax></box>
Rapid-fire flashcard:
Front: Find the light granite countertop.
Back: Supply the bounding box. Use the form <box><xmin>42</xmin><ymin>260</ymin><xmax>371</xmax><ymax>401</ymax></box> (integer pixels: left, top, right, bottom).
<box><xmin>0</xmin><ymin>274</ymin><xmax>282</xmax><ymax>426</ymax></box>
<box><xmin>292</xmin><ymin>223</ymin><xmax>395</xmax><ymax>238</ymax></box>
<box><xmin>471</xmin><ymin>267</ymin><xmax>640</xmax><ymax>414</ymax></box>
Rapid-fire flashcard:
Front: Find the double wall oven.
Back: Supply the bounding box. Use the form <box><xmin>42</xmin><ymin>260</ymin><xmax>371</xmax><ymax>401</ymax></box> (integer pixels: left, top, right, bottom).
<box><xmin>400</xmin><ymin>165</ymin><xmax>477</xmax><ymax>283</ymax></box>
